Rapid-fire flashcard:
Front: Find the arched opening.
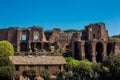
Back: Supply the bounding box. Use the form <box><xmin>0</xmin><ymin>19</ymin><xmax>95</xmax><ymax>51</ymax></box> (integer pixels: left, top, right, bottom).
<box><xmin>96</xmin><ymin>42</ymin><xmax>103</xmax><ymax>62</ymax></box>
<box><xmin>84</xmin><ymin>42</ymin><xmax>92</xmax><ymax>61</ymax></box>
<box><xmin>36</xmin><ymin>43</ymin><xmax>42</xmax><ymax>50</ymax></box>
<box><xmin>74</xmin><ymin>42</ymin><xmax>81</xmax><ymax>60</ymax></box>
<box><xmin>20</xmin><ymin>42</ymin><xmax>28</xmax><ymax>52</ymax></box>
<box><xmin>44</xmin><ymin>43</ymin><xmax>50</xmax><ymax>51</ymax></box>
<box><xmin>107</xmin><ymin>42</ymin><xmax>114</xmax><ymax>56</ymax></box>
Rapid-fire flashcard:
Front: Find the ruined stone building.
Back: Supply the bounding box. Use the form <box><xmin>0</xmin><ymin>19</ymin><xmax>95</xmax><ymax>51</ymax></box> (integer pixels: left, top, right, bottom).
<box><xmin>49</xmin><ymin>22</ymin><xmax>120</xmax><ymax>62</ymax></box>
<box><xmin>0</xmin><ymin>26</ymin><xmax>50</xmax><ymax>52</ymax></box>
<box><xmin>0</xmin><ymin>22</ymin><xmax>120</xmax><ymax>62</ymax></box>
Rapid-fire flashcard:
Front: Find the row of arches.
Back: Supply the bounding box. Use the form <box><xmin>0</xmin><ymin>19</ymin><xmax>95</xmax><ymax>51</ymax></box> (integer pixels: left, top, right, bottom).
<box><xmin>84</xmin><ymin>42</ymin><xmax>115</xmax><ymax>62</ymax></box>
<box><xmin>20</xmin><ymin>42</ymin><xmax>50</xmax><ymax>52</ymax></box>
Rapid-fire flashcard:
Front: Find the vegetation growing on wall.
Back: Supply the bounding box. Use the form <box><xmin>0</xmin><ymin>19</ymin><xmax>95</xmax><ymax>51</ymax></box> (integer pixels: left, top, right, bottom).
<box><xmin>44</xmin><ymin>30</ymin><xmax>53</xmax><ymax>40</ymax></box>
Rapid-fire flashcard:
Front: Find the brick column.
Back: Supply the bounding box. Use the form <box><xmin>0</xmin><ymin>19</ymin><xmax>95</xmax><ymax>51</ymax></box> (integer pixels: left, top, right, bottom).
<box><xmin>71</xmin><ymin>42</ymin><xmax>75</xmax><ymax>57</ymax></box>
<box><xmin>28</xmin><ymin>29</ymin><xmax>31</xmax><ymax>52</ymax></box>
<box><xmin>16</xmin><ymin>29</ymin><xmax>21</xmax><ymax>52</ymax></box>
<box><xmin>92</xmin><ymin>42</ymin><xmax>96</xmax><ymax>63</ymax></box>
<box><xmin>103</xmin><ymin>42</ymin><xmax>107</xmax><ymax>57</ymax></box>
<box><xmin>114</xmin><ymin>42</ymin><xmax>120</xmax><ymax>55</ymax></box>
<box><xmin>81</xmin><ymin>41</ymin><xmax>85</xmax><ymax>59</ymax></box>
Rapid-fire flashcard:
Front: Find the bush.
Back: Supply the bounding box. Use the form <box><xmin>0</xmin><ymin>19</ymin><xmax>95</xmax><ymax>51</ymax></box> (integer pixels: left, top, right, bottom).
<box><xmin>102</xmin><ymin>54</ymin><xmax>120</xmax><ymax>79</ymax></box>
<box><xmin>40</xmin><ymin>69</ymin><xmax>51</xmax><ymax>80</ymax></box>
<box><xmin>51</xmin><ymin>49</ymin><xmax>62</xmax><ymax>56</ymax></box>
<box><xmin>0</xmin><ymin>57</ymin><xmax>15</xmax><ymax>80</ymax></box>
<box><xmin>74</xmin><ymin>59</ymin><xmax>93</xmax><ymax>80</ymax></box>
<box><xmin>65</xmin><ymin>57</ymin><xmax>80</xmax><ymax>69</ymax></box>
<box><xmin>22</xmin><ymin>68</ymin><xmax>38</xmax><ymax>80</ymax></box>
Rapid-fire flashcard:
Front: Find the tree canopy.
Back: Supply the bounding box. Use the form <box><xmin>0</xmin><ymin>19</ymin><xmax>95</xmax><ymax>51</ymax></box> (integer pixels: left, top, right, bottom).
<box><xmin>74</xmin><ymin>60</ymin><xmax>93</xmax><ymax>80</ymax></box>
<box><xmin>94</xmin><ymin>54</ymin><xmax>120</xmax><ymax>79</ymax></box>
<box><xmin>64</xmin><ymin>29</ymin><xmax>84</xmax><ymax>33</ymax></box>
<box><xmin>111</xmin><ymin>34</ymin><xmax>120</xmax><ymax>38</ymax></box>
<box><xmin>0</xmin><ymin>57</ymin><xmax>15</xmax><ymax>80</ymax></box>
<box><xmin>110</xmin><ymin>34</ymin><xmax>120</xmax><ymax>41</ymax></box>
<box><xmin>40</xmin><ymin>69</ymin><xmax>51</xmax><ymax>80</ymax></box>
<box><xmin>110</xmin><ymin>37</ymin><xmax>120</xmax><ymax>42</ymax></box>
<box><xmin>0</xmin><ymin>40</ymin><xmax>14</xmax><ymax>57</ymax></box>
<box><xmin>102</xmin><ymin>54</ymin><xmax>120</xmax><ymax>78</ymax></box>
<box><xmin>65</xmin><ymin>57</ymin><xmax>80</xmax><ymax>68</ymax></box>
<box><xmin>22</xmin><ymin>68</ymin><xmax>38</xmax><ymax>80</ymax></box>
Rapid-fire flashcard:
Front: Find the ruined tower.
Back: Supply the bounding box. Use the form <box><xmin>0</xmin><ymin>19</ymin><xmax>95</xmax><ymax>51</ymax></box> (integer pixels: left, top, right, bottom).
<box><xmin>81</xmin><ymin>22</ymin><xmax>108</xmax><ymax>41</ymax></box>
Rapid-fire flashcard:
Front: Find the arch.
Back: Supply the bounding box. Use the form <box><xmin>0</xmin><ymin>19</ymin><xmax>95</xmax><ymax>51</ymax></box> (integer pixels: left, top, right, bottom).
<box><xmin>107</xmin><ymin>42</ymin><xmax>114</xmax><ymax>56</ymax></box>
<box><xmin>96</xmin><ymin>42</ymin><xmax>103</xmax><ymax>62</ymax></box>
<box><xmin>84</xmin><ymin>42</ymin><xmax>92</xmax><ymax>61</ymax></box>
<box><xmin>43</xmin><ymin>43</ymin><xmax>50</xmax><ymax>51</ymax></box>
<box><xmin>74</xmin><ymin>42</ymin><xmax>81</xmax><ymax>60</ymax></box>
<box><xmin>36</xmin><ymin>43</ymin><xmax>42</xmax><ymax>50</ymax></box>
<box><xmin>20</xmin><ymin>42</ymin><xmax>28</xmax><ymax>52</ymax></box>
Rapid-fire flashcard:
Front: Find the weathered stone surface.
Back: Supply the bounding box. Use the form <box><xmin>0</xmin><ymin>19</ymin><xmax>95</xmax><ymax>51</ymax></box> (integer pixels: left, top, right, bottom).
<box><xmin>0</xmin><ymin>26</ymin><xmax>50</xmax><ymax>52</ymax></box>
<box><xmin>0</xmin><ymin>22</ymin><xmax>120</xmax><ymax>62</ymax></box>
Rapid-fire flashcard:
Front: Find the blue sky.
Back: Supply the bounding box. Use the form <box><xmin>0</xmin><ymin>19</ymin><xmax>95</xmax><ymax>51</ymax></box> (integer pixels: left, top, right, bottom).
<box><xmin>0</xmin><ymin>0</ymin><xmax>120</xmax><ymax>36</ymax></box>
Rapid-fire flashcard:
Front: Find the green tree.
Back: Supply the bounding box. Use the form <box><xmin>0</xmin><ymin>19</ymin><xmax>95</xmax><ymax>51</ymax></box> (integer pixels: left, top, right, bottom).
<box><xmin>64</xmin><ymin>29</ymin><xmax>84</xmax><ymax>33</ymax></box>
<box><xmin>56</xmin><ymin>71</ymin><xmax>65</xmax><ymax>80</ymax></box>
<box><xmin>0</xmin><ymin>40</ymin><xmax>14</xmax><ymax>57</ymax></box>
<box><xmin>40</xmin><ymin>69</ymin><xmax>51</xmax><ymax>80</ymax></box>
<box><xmin>22</xmin><ymin>68</ymin><xmax>38</xmax><ymax>80</ymax></box>
<box><xmin>92</xmin><ymin>63</ymin><xmax>106</xmax><ymax>79</ymax></box>
<box><xmin>102</xmin><ymin>54</ymin><xmax>120</xmax><ymax>79</ymax></box>
<box><xmin>65</xmin><ymin>57</ymin><xmax>80</xmax><ymax>71</ymax></box>
<box><xmin>74</xmin><ymin>60</ymin><xmax>93</xmax><ymax>80</ymax></box>
<box><xmin>110</xmin><ymin>37</ymin><xmax>120</xmax><ymax>41</ymax></box>
<box><xmin>0</xmin><ymin>57</ymin><xmax>15</xmax><ymax>80</ymax></box>
<box><xmin>109</xmin><ymin>34</ymin><xmax>120</xmax><ymax>42</ymax></box>
<box><xmin>111</xmin><ymin>34</ymin><xmax>120</xmax><ymax>38</ymax></box>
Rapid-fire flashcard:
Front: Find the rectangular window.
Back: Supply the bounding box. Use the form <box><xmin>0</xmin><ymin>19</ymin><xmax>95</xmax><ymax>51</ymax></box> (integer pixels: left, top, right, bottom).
<box><xmin>34</xmin><ymin>35</ymin><xmax>39</xmax><ymax>40</ymax></box>
<box><xmin>15</xmin><ymin>65</ymin><xmax>19</xmax><ymax>71</ymax></box>
<box><xmin>22</xmin><ymin>34</ymin><xmax>26</xmax><ymax>40</ymax></box>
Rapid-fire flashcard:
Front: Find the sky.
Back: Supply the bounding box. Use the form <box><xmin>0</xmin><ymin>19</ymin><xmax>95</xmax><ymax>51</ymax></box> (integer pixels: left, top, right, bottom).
<box><xmin>0</xmin><ymin>0</ymin><xmax>120</xmax><ymax>36</ymax></box>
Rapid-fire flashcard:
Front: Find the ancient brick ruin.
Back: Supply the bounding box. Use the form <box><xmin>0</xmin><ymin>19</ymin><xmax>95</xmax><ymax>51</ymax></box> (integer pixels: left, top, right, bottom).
<box><xmin>0</xmin><ymin>22</ymin><xmax>120</xmax><ymax>62</ymax></box>
<box><xmin>0</xmin><ymin>26</ymin><xmax>50</xmax><ymax>52</ymax></box>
